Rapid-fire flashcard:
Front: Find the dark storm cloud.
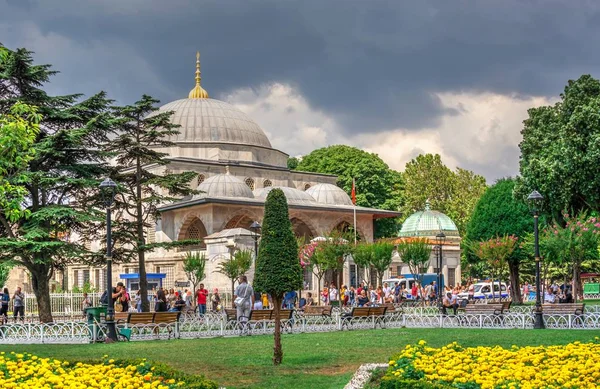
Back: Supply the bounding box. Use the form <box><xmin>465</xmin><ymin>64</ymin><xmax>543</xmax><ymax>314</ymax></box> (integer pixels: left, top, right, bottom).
<box><xmin>1</xmin><ymin>0</ymin><xmax>600</xmax><ymax>134</ymax></box>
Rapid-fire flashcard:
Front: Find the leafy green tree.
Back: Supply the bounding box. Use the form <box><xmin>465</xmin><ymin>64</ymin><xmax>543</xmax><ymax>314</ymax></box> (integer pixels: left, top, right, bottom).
<box><xmin>516</xmin><ymin>75</ymin><xmax>600</xmax><ymax>220</ymax></box>
<box><xmin>299</xmin><ymin>241</ymin><xmax>328</xmax><ymax>303</ymax></box>
<box><xmin>352</xmin><ymin>242</ymin><xmax>375</xmax><ymax>287</ymax></box>
<box><xmin>0</xmin><ymin>102</ymin><xmax>40</xmax><ymax>222</ymax></box>
<box><xmin>254</xmin><ymin>189</ymin><xmax>302</xmax><ymax>365</ymax></box>
<box><xmin>0</xmin><ymin>46</ymin><xmax>113</xmax><ymax>322</ymax></box>
<box><xmin>402</xmin><ymin>154</ymin><xmax>487</xmax><ymax>235</ymax></box>
<box><xmin>215</xmin><ymin>248</ymin><xmax>252</xmax><ymax>308</ymax></box>
<box><xmin>396</xmin><ymin>238</ymin><xmax>432</xmax><ymax>286</ymax></box>
<box><xmin>541</xmin><ymin>213</ymin><xmax>600</xmax><ymax>302</ymax></box>
<box><xmin>371</xmin><ymin>242</ymin><xmax>395</xmax><ymax>287</ymax></box>
<box><xmin>296</xmin><ymin>145</ymin><xmax>403</xmax><ymax>238</ymax></box>
<box><xmin>470</xmin><ymin>235</ymin><xmax>518</xmax><ymax>300</ymax></box>
<box><xmin>107</xmin><ymin>95</ymin><xmax>197</xmax><ymax>312</ymax></box>
<box><xmin>465</xmin><ymin>178</ymin><xmax>533</xmax><ymax>302</ymax></box>
<box><xmin>287</xmin><ymin>156</ymin><xmax>299</xmax><ymax>170</ymax></box>
<box><xmin>183</xmin><ymin>252</ymin><xmax>207</xmax><ymax>301</ymax></box>
<box><xmin>319</xmin><ymin>230</ymin><xmax>354</xmax><ymax>288</ymax></box>
<box><xmin>0</xmin><ymin>261</ymin><xmax>12</xmax><ymax>289</ymax></box>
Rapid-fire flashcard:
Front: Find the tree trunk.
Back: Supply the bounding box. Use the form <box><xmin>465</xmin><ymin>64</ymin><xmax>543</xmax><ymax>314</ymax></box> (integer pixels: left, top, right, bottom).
<box><xmin>573</xmin><ymin>260</ymin><xmax>582</xmax><ymax>303</ymax></box>
<box><xmin>136</xmin><ymin>160</ymin><xmax>150</xmax><ymax>312</ymax></box>
<box><xmin>508</xmin><ymin>261</ymin><xmax>521</xmax><ymax>304</ymax></box>
<box><xmin>31</xmin><ymin>266</ymin><xmax>53</xmax><ymax>323</ymax></box>
<box><xmin>316</xmin><ymin>276</ymin><xmax>322</xmax><ymax>306</ymax></box>
<box><xmin>231</xmin><ymin>279</ymin><xmax>236</xmax><ymax>308</ymax></box>
<box><xmin>272</xmin><ymin>295</ymin><xmax>283</xmax><ymax>365</ymax></box>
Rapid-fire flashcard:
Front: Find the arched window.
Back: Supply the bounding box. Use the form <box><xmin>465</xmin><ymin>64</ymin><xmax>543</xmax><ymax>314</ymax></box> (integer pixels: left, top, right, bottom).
<box><xmin>185</xmin><ymin>218</ymin><xmax>207</xmax><ymax>248</ymax></box>
<box><xmin>197</xmin><ymin>174</ymin><xmax>205</xmax><ymax>186</ymax></box>
<box><xmin>304</xmin><ymin>183</ymin><xmax>311</xmax><ymax>191</ymax></box>
<box><xmin>245</xmin><ymin>177</ymin><xmax>255</xmax><ymax>190</ymax></box>
<box><xmin>263</xmin><ymin>179</ymin><xmax>272</xmax><ymax>188</ymax></box>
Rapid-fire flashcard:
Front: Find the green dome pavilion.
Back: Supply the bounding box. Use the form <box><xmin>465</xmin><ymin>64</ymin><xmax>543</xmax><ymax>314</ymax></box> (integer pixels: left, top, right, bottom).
<box><xmin>398</xmin><ymin>201</ymin><xmax>460</xmax><ymax>238</ymax></box>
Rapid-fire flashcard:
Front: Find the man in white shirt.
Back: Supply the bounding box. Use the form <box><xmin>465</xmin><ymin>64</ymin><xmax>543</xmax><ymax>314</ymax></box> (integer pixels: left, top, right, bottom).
<box><xmin>442</xmin><ymin>292</ymin><xmax>459</xmax><ymax>315</ymax></box>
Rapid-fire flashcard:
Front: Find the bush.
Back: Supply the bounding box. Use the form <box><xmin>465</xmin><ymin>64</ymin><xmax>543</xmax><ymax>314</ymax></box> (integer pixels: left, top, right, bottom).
<box><xmin>114</xmin><ymin>358</ymin><xmax>219</xmax><ymax>389</ymax></box>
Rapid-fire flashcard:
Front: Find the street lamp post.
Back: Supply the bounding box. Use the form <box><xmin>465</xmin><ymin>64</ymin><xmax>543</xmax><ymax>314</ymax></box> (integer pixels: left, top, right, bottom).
<box><xmin>99</xmin><ymin>178</ymin><xmax>118</xmax><ymax>342</ymax></box>
<box><xmin>250</xmin><ymin>221</ymin><xmax>261</xmax><ymax>261</ymax></box>
<box><xmin>527</xmin><ymin>190</ymin><xmax>545</xmax><ymax>329</ymax></box>
<box><xmin>435</xmin><ymin>231</ymin><xmax>446</xmax><ymax>308</ymax></box>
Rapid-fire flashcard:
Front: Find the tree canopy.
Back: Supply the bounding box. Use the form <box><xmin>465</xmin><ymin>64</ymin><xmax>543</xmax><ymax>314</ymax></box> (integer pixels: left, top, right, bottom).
<box><xmin>515</xmin><ymin>75</ymin><xmax>600</xmax><ymax>221</ymax></box>
<box><xmin>402</xmin><ymin>153</ymin><xmax>487</xmax><ymax>236</ymax></box>
<box><xmin>294</xmin><ymin>145</ymin><xmax>403</xmax><ymax>238</ymax></box>
<box><xmin>107</xmin><ymin>95</ymin><xmax>197</xmax><ymax>311</ymax></box>
<box><xmin>0</xmin><ymin>45</ymin><xmax>113</xmax><ymax>322</ymax></box>
<box><xmin>465</xmin><ymin>178</ymin><xmax>532</xmax><ymax>302</ymax></box>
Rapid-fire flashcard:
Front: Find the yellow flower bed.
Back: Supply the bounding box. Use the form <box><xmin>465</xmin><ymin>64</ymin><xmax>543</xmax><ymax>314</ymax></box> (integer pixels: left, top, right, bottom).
<box><xmin>0</xmin><ymin>352</ymin><xmax>212</xmax><ymax>389</ymax></box>
<box><xmin>386</xmin><ymin>339</ymin><xmax>600</xmax><ymax>389</ymax></box>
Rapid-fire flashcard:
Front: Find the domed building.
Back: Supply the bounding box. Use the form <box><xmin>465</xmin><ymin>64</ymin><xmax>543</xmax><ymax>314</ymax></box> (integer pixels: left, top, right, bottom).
<box><xmin>40</xmin><ymin>53</ymin><xmax>398</xmax><ymax>297</ymax></box>
<box><xmin>391</xmin><ymin>202</ymin><xmax>462</xmax><ymax>288</ymax></box>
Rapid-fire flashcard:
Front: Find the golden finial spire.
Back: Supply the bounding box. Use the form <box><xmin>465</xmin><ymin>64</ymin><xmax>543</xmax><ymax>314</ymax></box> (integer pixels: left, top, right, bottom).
<box><xmin>188</xmin><ymin>51</ymin><xmax>209</xmax><ymax>99</ymax></box>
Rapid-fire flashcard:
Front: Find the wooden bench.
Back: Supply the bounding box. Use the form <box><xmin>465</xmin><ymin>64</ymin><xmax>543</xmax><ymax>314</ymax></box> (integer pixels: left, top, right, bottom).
<box><xmin>341</xmin><ymin>306</ymin><xmax>388</xmax><ymax>329</ymax></box>
<box><xmin>118</xmin><ymin>312</ymin><xmax>181</xmax><ymax>341</ymax></box>
<box><xmin>464</xmin><ymin>303</ymin><xmax>505</xmax><ymax>315</ymax></box>
<box><xmin>382</xmin><ymin>303</ymin><xmax>402</xmax><ymax>315</ymax></box>
<box><xmin>303</xmin><ymin>305</ymin><xmax>333</xmax><ymax>317</ymax></box>
<box><xmin>224</xmin><ymin>308</ymin><xmax>238</xmax><ymax>322</ymax></box>
<box><xmin>542</xmin><ymin>303</ymin><xmax>585</xmax><ymax>315</ymax></box>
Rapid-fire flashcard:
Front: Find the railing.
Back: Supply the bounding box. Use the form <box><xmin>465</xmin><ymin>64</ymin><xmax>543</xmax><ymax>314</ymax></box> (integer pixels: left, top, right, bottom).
<box><xmin>3</xmin><ymin>309</ymin><xmax>600</xmax><ymax>344</ymax></box>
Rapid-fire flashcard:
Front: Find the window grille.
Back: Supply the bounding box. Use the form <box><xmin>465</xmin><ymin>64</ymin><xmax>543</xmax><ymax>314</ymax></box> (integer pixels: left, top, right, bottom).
<box><xmin>245</xmin><ymin>177</ymin><xmax>255</xmax><ymax>190</ymax></box>
<box><xmin>263</xmin><ymin>179</ymin><xmax>272</xmax><ymax>188</ymax></box>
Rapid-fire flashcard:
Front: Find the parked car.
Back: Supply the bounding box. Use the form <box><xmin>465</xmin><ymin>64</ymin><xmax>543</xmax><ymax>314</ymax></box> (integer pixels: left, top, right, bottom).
<box><xmin>457</xmin><ymin>282</ymin><xmax>508</xmax><ymax>301</ymax></box>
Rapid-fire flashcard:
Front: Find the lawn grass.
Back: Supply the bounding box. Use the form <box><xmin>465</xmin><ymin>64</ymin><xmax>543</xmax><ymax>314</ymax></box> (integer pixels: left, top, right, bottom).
<box><xmin>2</xmin><ymin>328</ymin><xmax>600</xmax><ymax>389</ymax></box>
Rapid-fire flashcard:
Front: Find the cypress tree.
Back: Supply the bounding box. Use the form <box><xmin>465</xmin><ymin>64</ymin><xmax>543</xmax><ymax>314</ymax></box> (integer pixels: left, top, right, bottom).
<box><xmin>254</xmin><ymin>188</ymin><xmax>302</xmax><ymax>365</ymax></box>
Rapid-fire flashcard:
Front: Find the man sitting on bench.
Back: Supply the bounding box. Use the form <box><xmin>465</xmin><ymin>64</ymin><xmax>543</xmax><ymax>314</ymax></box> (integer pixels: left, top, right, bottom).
<box><xmin>442</xmin><ymin>292</ymin><xmax>458</xmax><ymax>315</ymax></box>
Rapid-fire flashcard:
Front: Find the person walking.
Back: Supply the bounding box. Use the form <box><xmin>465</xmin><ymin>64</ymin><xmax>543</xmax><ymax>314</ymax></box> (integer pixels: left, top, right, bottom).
<box><xmin>1</xmin><ymin>288</ymin><xmax>9</xmax><ymax>323</ymax></box>
<box><xmin>234</xmin><ymin>275</ymin><xmax>254</xmax><ymax>323</ymax></box>
<box><xmin>211</xmin><ymin>288</ymin><xmax>221</xmax><ymax>312</ymax></box>
<box><xmin>155</xmin><ymin>288</ymin><xmax>168</xmax><ymax>312</ymax></box>
<box><xmin>12</xmin><ymin>287</ymin><xmax>25</xmax><ymax>322</ymax></box>
<box><xmin>81</xmin><ymin>292</ymin><xmax>92</xmax><ymax>317</ymax></box>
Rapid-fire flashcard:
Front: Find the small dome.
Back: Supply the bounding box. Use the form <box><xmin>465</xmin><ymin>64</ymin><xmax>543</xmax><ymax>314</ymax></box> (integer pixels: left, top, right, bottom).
<box><xmin>156</xmin><ymin>98</ymin><xmax>272</xmax><ymax>148</ymax></box>
<box><xmin>197</xmin><ymin>173</ymin><xmax>254</xmax><ymax>199</ymax></box>
<box><xmin>399</xmin><ymin>202</ymin><xmax>459</xmax><ymax>237</ymax></box>
<box><xmin>254</xmin><ymin>186</ymin><xmax>317</xmax><ymax>205</ymax></box>
<box><xmin>305</xmin><ymin>183</ymin><xmax>353</xmax><ymax>206</ymax></box>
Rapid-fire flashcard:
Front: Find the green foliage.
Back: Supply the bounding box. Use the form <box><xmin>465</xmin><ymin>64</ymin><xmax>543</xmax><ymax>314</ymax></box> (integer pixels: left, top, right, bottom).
<box><xmin>466</xmin><ymin>179</ymin><xmax>532</xmax><ymax>242</ymax></box>
<box><xmin>378</xmin><ymin>377</ymin><xmax>451</xmax><ymax>389</ymax></box>
<box><xmin>183</xmin><ymin>252</ymin><xmax>207</xmax><ymax>294</ymax></box>
<box><xmin>465</xmin><ymin>178</ymin><xmax>533</xmax><ymax>299</ymax></box>
<box><xmin>0</xmin><ymin>45</ymin><xmax>114</xmax><ymax>322</ymax></box>
<box><xmin>296</xmin><ymin>145</ymin><xmax>403</xmax><ymax>238</ymax></box>
<box><xmin>371</xmin><ymin>242</ymin><xmax>395</xmax><ymax>287</ymax></box>
<box><xmin>469</xmin><ymin>235</ymin><xmax>518</xmax><ymax>298</ymax></box>
<box><xmin>287</xmin><ymin>156</ymin><xmax>299</xmax><ymax>170</ymax></box>
<box><xmin>0</xmin><ymin>261</ymin><xmax>12</xmax><ymax>288</ymax></box>
<box><xmin>402</xmin><ymin>154</ymin><xmax>487</xmax><ymax>236</ymax></box>
<box><xmin>115</xmin><ymin>359</ymin><xmax>218</xmax><ymax>389</ymax></box>
<box><xmin>215</xmin><ymin>249</ymin><xmax>252</xmax><ymax>284</ymax></box>
<box><xmin>515</xmin><ymin>75</ymin><xmax>600</xmax><ymax>220</ymax></box>
<box><xmin>0</xmin><ymin>102</ymin><xmax>41</xmax><ymax>222</ymax></box>
<box><xmin>107</xmin><ymin>95</ymin><xmax>198</xmax><ymax>311</ymax></box>
<box><xmin>396</xmin><ymin>238</ymin><xmax>432</xmax><ymax>284</ymax></box>
<box><xmin>254</xmin><ymin>188</ymin><xmax>303</xmax><ymax>297</ymax></box>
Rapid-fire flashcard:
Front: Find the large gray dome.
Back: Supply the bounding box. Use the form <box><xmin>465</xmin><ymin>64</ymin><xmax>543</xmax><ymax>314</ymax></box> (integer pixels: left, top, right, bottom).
<box><xmin>197</xmin><ymin>173</ymin><xmax>254</xmax><ymax>199</ymax></box>
<box><xmin>157</xmin><ymin>98</ymin><xmax>272</xmax><ymax>148</ymax></box>
<box><xmin>254</xmin><ymin>186</ymin><xmax>317</xmax><ymax>205</ymax></box>
<box><xmin>305</xmin><ymin>183</ymin><xmax>353</xmax><ymax>206</ymax></box>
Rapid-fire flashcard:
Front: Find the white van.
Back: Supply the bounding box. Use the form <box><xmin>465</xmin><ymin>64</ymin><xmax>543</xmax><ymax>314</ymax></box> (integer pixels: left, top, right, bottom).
<box><xmin>457</xmin><ymin>282</ymin><xmax>508</xmax><ymax>301</ymax></box>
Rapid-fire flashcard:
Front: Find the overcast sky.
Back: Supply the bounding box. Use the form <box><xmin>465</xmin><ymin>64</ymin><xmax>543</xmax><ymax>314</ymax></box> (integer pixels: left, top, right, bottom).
<box><xmin>2</xmin><ymin>0</ymin><xmax>598</xmax><ymax>181</ymax></box>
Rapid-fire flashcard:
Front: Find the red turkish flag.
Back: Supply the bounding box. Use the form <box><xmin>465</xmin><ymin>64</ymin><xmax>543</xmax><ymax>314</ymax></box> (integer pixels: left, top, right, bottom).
<box><xmin>351</xmin><ymin>178</ymin><xmax>356</xmax><ymax>205</ymax></box>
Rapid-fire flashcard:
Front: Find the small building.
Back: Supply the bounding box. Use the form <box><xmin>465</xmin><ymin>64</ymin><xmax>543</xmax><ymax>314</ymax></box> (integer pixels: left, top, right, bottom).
<box><xmin>390</xmin><ymin>202</ymin><xmax>462</xmax><ymax>287</ymax></box>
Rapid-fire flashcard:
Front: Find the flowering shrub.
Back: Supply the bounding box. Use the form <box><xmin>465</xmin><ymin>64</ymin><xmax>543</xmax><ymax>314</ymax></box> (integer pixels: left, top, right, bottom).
<box><xmin>0</xmin><ymin>352</ymin><xmax>218</xmax><ymax>389</ymax></box>
<box><xmin>382</xmin><ymin>339</ymin><xmax>600</xmax><ymax>389</ymax></box>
